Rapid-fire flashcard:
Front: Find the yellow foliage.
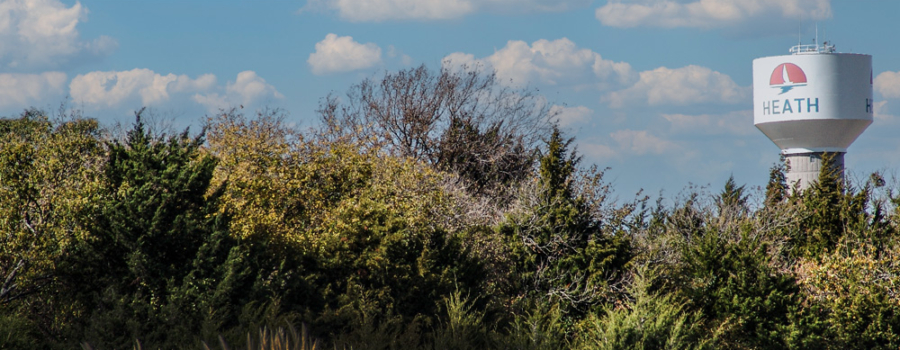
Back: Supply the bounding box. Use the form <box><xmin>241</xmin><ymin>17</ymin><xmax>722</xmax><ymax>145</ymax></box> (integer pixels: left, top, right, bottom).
<box><xmin>796</xmin><ymin>241</ymin><xmax>900</xmax><ymax>306</ymax></box>
<box><xmin>0</xmin><ymin>115</ymin><xmax>104</xmax><ymax>302</ymax></box>
<box><xmin>205</xmin><ymin>110</ymin><xmax>458</xmax><ymax>254</ymax></box>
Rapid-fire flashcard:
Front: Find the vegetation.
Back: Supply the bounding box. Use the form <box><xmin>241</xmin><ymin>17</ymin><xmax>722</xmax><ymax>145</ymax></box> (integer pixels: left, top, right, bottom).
<box><xmin>3</xmin><ymin>66</ymin><xmax>900</xmax><ymax>349</ymax></box>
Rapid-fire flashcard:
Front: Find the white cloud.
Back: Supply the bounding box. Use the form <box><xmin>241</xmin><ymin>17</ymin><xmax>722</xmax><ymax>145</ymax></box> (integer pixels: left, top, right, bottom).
<box><xmin>662</xmin><ymin>110</ymin><xmax>754</xmax><ymax>135</ymax></box>
<box><xmin>0</xmin><ymin>72</ymin><xmax>66</xmax><ymax>107</ymax></box>
<box><xmin>483</xmin><ymin>0</ymin><xmax>592</xmax><ymax>13</ymax></box>
<box><xmin>304</xmin><ymin>0</ymin><xmax>472</xmax><ymax>22</ymax></box>
<box><xmin>875</xmin><ymin>71</ymin><xmax>900</xmax><ymax>99</ymax></box>
<box><xmin>302</xmin><ymin>0</ymin><xmax>590</xmax><ymax>22</ymax></box>
<box><xmin>443</xmin><ymin>38</ymin><xmax>635</xmax><ymax>89</ymax></box>
<box><xmin>579</xmin><ymin>142</ymin><xmax>617</xmax><ymax>159</ymax></box>
<box><xmin>550</xmin><ymin>105</ymin><xmax>593</xmax><ymax>127</ymax></box>
<box><xmin>0</xmin><ymin>0</ymin><xmax>117</xmax><ymax>71</ymax></box>
<box><xmin>610</xmin><ymin>129</ymin><xmax>677</xmax><ymax>155</ymax></box>
<box><xmin>595</xmin><ymin>0</ymin><xmax>832</xmax><ymax>29</ymax></box>
<box><xmin>387</xmin><ymin>45</ymin><xmax>413</xmax><ymax>66</ymax></box>
<box><xmin>442</xmin><ymin>52</ymin><xmax>479</xmax><ymax>70</ymax></box>
<box><xmin>193</xmin><ymin>71</ymin><xmax>284</xmax><ymax>111</ymax></box>
<box><xmin>70</xmin><ymin>69</ymin><xmax>216</xmax><ymax>107</ymax></box>
<box><xmin>873</xmin><ymin>100</ymin><xmax>898</xmax><ymax>124</ymax></box>
<box><xmin>69</xmin><ymin>69</ymin><xmax>283</xmax><ymax>113</ymax></box>
<box><xmin>308</xmin><ymin>34</ymin><xmax>382</xmax><ymax>75</ymax></box>
<box><xmin>604</xmin><ymin>65</ymin><xmax>748</xmax><ymax>108</ymax></box>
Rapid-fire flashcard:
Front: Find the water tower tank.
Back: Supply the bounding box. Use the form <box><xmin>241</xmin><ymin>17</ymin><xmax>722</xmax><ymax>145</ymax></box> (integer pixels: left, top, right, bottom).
<box><xmin>753</xmin><ymin>42</ymin><xmax>873</xmax><ymax>190</ymax></box>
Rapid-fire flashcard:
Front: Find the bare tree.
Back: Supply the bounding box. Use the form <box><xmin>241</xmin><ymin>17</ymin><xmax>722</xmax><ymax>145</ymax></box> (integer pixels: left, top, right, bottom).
<box><xmin>317</xmin><ymin>64</ymin><xmax>553</xmax><ymax>194</ymax></box>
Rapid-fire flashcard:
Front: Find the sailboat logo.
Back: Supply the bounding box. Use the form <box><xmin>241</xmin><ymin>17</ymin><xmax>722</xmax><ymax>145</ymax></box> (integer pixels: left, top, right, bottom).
<box><xmin>770</xmin><ymin>63</ymin><xmax>807</xmax><ymax>94</ymax></box>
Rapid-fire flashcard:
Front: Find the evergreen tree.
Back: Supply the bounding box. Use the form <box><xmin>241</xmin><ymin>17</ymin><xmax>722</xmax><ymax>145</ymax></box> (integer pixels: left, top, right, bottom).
<box><xmin>60</xmin><ymin>113</ymin><xmax>243</xmax><ymax>348</ymax></box>
<box><xmin>794</xmin><ymin>153</ymin><xmax>846</xmax><ymax>258</ymax></box>
<box><xmin>765</xmin><ymin>157</ymin><xmax>787</xmax><ymax>206</ymax></box>
<box><xmin>717</xmin><ymin>175</ymin><xmax>747</xmax><ymax>215</ymax></box>
<box><xmin>499</xmin><ymin>126</ymin><xmax>631</xmax><ymax>322</ymax></box>
<box><xmin>435</xmin><ymin>116</ymin><xmax>532</xmax><ymax>194</ymax></box>
<box><xmin>678</xmin><ymin>229</ymin><xmax>800</xmax><ymax>349</ymax></box>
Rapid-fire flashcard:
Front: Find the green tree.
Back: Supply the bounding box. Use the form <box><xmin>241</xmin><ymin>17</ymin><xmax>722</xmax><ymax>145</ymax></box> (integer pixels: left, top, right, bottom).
<box><xmin>765</xmin><ymin>157</ymin><xmax>788</xmax><ymax>206</ymax></box>
<box><xmin>790</xmin><ymin>153</ymin><xmax>890</xmax><ymax>258</ymax></box>
<box><xmin>435</xmin><ymin>116</ymin><xmax>533</xmax><ymax>194</ymax></box>
<box><xmin>498</xmin><ymin>126</ymin><xmax>632</xmax><ymax>322</ymax></box>
<box><xmin>677</xmin><ymin>228</ymin><xmax>800</xmax><ymax>349</ymax></box>
<box><xmin>581</xmin><ymin>270</ymin><xmax>709</xmax><ymax>350</ymax></box>
<box><xmin>717</xmin><ymin>175</ymin><xmax>747</xmax><ymax>215</ymax></box>
<box><xmin>58</xmin><ymin>113</ymin><xmax>244</xmax><ymax>348</ymax></box>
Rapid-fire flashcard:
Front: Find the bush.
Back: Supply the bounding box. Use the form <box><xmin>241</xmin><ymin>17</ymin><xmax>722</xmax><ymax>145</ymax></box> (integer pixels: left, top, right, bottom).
<box><xmin>496</xmin><ymin>127</ymin><xmax>632</xmax><ymax>324</ymax></box>
<box><xmin>56</xmin><ymin>113</ymin><xmax>248</xmax><ymax>349</ymax></box>
<box><xmin>580</xmin><ymin>270</ymin><xmax>709</xmax><ymax>350</ymax></box>
<box><xmin>795</xmin><ymin>240</ymin><xmax>900</xmax><ymax>349</ymax></box>
<box><xmin>675</xmin><ymin>214</ymin><xmax>799</xmax><ymax>348</ymax></box>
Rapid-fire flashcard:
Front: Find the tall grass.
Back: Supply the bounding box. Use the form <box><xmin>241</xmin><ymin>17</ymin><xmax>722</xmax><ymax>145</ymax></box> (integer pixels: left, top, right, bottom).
<box><xmin>206</xmin><ymin>324</ymin><xmax>320</xmax><ymax>350</ymax></box>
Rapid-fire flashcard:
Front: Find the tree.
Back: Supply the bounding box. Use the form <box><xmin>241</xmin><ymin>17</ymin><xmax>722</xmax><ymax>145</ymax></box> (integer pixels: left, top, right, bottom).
<box><xmin>0</xmin><ymin>109</ymin><xmax>103</xmax><ymax>305</ymax></box>
<box><xmin>582</xmin><ymin>270</ymin><xmax>709</xmax><ymax>350</ymax></box>
<box><xmin>498</xmin><ymin>126</ymin><xmax>632</xmax><ymax>322</ymax></box>
<box><xmin>206</xmin><ymin>109</ymin><xmax>485</xmax><ymax>336</ymax></box>
<box><xmin>796</xmin><ymin>241</ymin><xmax>900</xmax><ymax>349</ymax></box>
<box><xmin>717</xmin><ymin>175</ymin><xmax>747</xmax><ymax>215</ymax></box>
<box><xmin>318</xmin><ymin>64</ymin><xmax>551</xmax><ymax>194</ymax></box>
<box><xmin>57</xmin><ymin>112</ymin><xmax>243</xmax><ymax>348</ymax></box>
<box><xmin>765</xmin><ymin>157</ymin><xmax>788</xmax><ymax>206</ymax></box>
<box><xmin>792</xmin><ymin>152</ymin><xmax>868</xmax><ymax>258</ymax></box>
<box><xmin>0</xmin><ymin>109</ymin><xmax>105</xmax><ymax>347</ymax></box>
<box><xmin>677</xmin><ymin>227</ymin><xmax>800</xmax><ymax>349</ymax></box>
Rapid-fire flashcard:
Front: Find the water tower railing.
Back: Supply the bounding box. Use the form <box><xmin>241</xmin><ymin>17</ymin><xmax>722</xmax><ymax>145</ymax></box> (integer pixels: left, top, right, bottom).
<box><xmin>790</xmin><ymin>42</ymin><xmax>836</xmax><ymax>55</ymax></box>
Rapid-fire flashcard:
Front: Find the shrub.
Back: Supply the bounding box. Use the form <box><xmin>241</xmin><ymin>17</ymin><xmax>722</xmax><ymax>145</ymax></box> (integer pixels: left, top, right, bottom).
<box><xmin>795</xmin><ymin>240</ymin><xmax>900</xmax><ymax>349</ymax></box>
<box><xmin>676</xmin><ymin>221</ymin><xmax>799</xmax><ymax>348</ymax></box>
<box><xmin>580</xmin><ymin>271</ymin><xmax>709</xmax><ymax>350</ymax></box>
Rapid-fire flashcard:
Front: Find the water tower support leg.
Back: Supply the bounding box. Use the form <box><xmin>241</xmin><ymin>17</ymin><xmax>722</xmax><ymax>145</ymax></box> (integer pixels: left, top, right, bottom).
<box><xmin>784</xmin><ymin>152</ymin><xmax>845</xmax><ymax>191</ymax></box>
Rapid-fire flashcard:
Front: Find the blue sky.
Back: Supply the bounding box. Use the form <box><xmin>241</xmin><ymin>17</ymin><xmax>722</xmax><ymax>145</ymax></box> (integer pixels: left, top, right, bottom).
<box><xmin>3</xmin><ymin>0</ymin><xmax>900</xmax><ymax>198</ymax></box>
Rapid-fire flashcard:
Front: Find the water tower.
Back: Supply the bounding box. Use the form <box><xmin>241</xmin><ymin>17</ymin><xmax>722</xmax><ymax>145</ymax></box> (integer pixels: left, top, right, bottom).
<box><xmin>753</xmin><ymin>41</ymin><xmax>873</xmax><ymax>190</ymax></box>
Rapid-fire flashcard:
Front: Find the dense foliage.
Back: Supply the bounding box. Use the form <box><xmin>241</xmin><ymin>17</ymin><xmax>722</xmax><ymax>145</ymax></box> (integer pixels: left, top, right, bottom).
<box><xmin>3</xmin><ymin>67</ymin><xmax>900</xmax><ymax>349</ymax></box>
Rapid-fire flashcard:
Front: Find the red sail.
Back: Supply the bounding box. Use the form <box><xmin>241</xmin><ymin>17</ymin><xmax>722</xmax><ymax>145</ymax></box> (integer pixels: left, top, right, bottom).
<box><xmin>784</xmin><ymin>63</ymin><xmax>807</xmax><ymax>83</ymax></box>
<box><xmin>770</xmin><ymin>63</ymin><xmax>807</xmax><ymax>85</ymax></box>
<box><xmin>770</xmin><ymin>64</ymin><xmax>785</xmax><ymax>85</ymax></box>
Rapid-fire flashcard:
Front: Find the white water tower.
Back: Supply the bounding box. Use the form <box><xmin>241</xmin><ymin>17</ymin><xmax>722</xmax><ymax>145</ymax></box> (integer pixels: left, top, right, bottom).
<box><xmin>753</xmin><ymin>41</ymin><xmax>873</xmax><ymax>190</ymax></box>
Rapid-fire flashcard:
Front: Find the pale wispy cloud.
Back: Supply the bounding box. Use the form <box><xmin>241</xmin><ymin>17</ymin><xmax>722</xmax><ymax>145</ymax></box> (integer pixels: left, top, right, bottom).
<box><xmin>610</xmin><ymin>129</ymin><xmax>678</xmax><ymax>155</ymax></box>
<box><xmin>550</xmin><ymin>105</ymin><xmax>593</xmax><ymax>127</ymax></box>
<box><xmin>0</xmin><ymin>72</ymin><xmax>67</xmax><ymax>107</ymax></box>
<box><xmin>387</xmin><ymin>45</ymin><xmax>413</xmax><ymax>66</ymax></box>
<box><xmin>302</xmin><ymin>0</ymin><xmax>591</xmax><ymax>22</ymax></box>
<box><xmin>194</xmin><ymin>71</ymin><xmax>284</xmax><ymax>111</ymax></box>
<box><xmin>873</xmin><ymin>100</ymin><xmax>899</xmax><ymax>124</ymax></box>
<box><xmin>482</xmin><ymin>0</ymin><xmax>592</xmax><ymax>13</ymax></box>
<box><xmin>663</xmin><ymin>110</ymin><xmax>754</xmax><ymax>135</ymax></box>
<box><xmin>579</xmin><ymin>141</ymin><xmax>617</xmax><ymax>160</ymax></box>
<box><xmin>595</xmin><ymin>0</ymin><xmax>832</xmax><ymax>29</ymax></box>
<box><xmin>69</xmin><ymin>69</ymin><xmax>283</xmax><ymax>113</ymax></box>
